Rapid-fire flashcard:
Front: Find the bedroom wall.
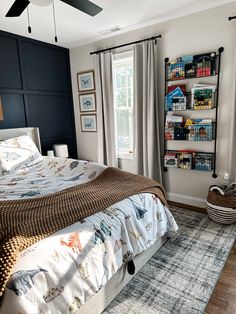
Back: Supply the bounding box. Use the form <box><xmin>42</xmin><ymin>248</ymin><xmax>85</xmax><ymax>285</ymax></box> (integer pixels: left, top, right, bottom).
<box><xmin>70</xmin><ymin>2</ymin><xmax>236</xmax><ymax>207</ymax></box>
<box><xmin>0</xmin><ymin>30</ymin><xmax>77</xmax><ymax>158</ymax></box>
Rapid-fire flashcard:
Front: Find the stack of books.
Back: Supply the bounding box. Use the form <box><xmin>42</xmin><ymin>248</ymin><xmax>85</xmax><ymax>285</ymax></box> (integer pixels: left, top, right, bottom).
<box><xmin>167</xmin><ymin>52</ymin><xmax>216</xmax><ymax>81</ymax></box>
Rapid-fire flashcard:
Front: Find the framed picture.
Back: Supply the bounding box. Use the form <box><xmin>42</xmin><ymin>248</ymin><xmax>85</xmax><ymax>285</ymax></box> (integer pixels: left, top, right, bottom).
<box><xmin>77</xmin><ymin>70</ymin><xmax>95</xmax><ymax>92</ymax></box>
<box><xmin>0</xmin><ymin>96</ymin><xmax>3</xmax><ymax>121</ymax></box>
<box><xmin>79</xmin><ymin>93</ymin><xmax>96</xmax><ymax>112</ymax></box>
<box><xmin>81</xmin><ymin>114</ymin><xmax>97</xmax><ymax>132</ymax></box>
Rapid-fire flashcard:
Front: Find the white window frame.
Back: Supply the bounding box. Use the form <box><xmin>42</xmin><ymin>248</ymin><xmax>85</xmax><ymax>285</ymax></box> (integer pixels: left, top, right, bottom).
<box><xmin>113</xmin><ymin>51</ymin><xmax>134</xmax><ymax>160</ymax></box>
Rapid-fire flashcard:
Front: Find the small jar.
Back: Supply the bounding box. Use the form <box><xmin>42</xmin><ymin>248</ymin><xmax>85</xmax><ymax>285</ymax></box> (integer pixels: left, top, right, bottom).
<box><xmin>47</xmin><ymin>150</ymin><xmax>54</xmax><ymax>157</ymax></box>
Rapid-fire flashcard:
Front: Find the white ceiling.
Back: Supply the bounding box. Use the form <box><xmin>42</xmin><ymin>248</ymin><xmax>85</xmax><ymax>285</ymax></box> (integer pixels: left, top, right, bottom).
<box><xmin>0</xmin><ymin>0</ymin><xmax>235</xmax><ymax>48</ymax></box>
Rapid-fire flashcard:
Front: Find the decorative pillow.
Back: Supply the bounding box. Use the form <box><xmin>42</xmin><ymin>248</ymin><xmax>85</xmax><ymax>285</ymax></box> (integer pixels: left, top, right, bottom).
<box><xmin>0</xmin><ymin>135</ymin><xmax>42</xmax><ymax>174</ymax></box>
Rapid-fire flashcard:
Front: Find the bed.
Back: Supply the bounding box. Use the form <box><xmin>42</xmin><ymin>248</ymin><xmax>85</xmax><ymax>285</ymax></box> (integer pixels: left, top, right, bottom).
<box><xmin>0</xmin><ymin>128</ymin><xmax>178</xmax><ymax>314</ymax></box>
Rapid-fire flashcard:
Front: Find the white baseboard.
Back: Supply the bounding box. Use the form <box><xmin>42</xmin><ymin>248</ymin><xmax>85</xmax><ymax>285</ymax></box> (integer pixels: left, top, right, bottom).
<box><xmin>167</xmin><ymin>192</ymin><xmax>206</xmax><ymax>209</ymax></box>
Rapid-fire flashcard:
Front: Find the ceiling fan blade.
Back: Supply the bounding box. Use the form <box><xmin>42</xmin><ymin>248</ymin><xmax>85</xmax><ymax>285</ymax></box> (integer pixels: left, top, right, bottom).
<box><xmin>61</xmin><ymin>0</ymin><xmax>103</xmax><ymax>17</ymax></box>
<box><xmin>6</xmin><ymin>0</ymin><xmax>30</xmax><ymax>17</ymax></box>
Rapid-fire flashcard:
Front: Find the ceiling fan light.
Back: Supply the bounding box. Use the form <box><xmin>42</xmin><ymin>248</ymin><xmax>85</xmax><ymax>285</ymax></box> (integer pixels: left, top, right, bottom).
<box><xmin>29</xmin><ymin>0</ymin><xmax>53</xmax><ymax>6</ymax></box>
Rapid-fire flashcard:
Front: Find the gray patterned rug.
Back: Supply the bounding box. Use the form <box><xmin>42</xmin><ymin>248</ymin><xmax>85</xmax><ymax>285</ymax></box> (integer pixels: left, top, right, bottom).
<box><xmin>103</xmin><ymin>207</ymin><xmax>236</xmax><ymax>314</ymax></box>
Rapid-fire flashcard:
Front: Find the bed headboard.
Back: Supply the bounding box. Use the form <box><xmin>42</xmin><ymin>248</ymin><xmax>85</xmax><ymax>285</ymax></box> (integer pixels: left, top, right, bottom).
<box><xmin>0</xmin><ymin>127</ymin><xmax>42</xmax><ymax>153</ymax></box>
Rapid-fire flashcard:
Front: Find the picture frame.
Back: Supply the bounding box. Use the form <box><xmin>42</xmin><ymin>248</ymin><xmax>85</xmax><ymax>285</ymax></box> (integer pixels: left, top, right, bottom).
<box><xmin>77</xmin><ymin>70</ymin><xmax>95</xmax><ymax>92</ymax></box>
<box><xmin>81</xmin><ymin>114</ymin><xmax>97</xmax><ymax>132</ymax></box>
<box><xmin>79</xmin><ymin>92</ymin><xmax>96</xmax><ymax>112</ymax></box>
<box><xmin>0</xmin><ymin>96</ymin><xmax>3</xmax><ymax>121</ymax></box>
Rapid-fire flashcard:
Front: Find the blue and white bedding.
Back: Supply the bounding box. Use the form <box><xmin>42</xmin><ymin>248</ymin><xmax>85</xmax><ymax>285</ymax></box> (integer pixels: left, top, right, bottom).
<box><xmin>0</xmin><ymin>156</ymin><xmax>178</xmax><ymax>314</ymax></box>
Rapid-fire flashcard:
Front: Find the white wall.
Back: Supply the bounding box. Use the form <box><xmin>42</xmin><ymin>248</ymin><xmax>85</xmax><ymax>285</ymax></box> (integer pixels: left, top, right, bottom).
<box><xmin>70</xmin><ymin>2</ymin><xmax>236</xmax><ymax>208</ymax></box>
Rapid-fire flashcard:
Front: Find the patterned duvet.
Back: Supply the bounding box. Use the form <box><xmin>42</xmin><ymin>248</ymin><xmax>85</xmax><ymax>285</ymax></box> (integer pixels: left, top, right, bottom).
<box><xmin>0</xmin><ymin>157</ymin><xmax>178</xmax><ymax>314</ymax></box>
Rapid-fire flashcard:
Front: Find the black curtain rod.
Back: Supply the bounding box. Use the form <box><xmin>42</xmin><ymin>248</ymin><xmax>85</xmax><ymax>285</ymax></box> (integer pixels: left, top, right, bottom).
<box><xmin>228</xmin><ymin>16</ymin><xmax>236</xmax><ymax>21</ymax></box>
<box><xmin>90</xmin><ymin>34</ymin><xmax>162</xmax><ymax>55</ymax></box>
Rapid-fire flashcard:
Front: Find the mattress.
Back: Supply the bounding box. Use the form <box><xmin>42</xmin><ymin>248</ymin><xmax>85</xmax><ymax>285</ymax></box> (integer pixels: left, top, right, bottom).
<box><xmin>0</xmin><ymin>157</ymin><xmax>178</xmax><ymax>314</ymax></box>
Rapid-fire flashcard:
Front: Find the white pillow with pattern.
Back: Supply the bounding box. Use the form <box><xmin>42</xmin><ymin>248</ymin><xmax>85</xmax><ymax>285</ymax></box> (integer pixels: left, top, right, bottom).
<box><xmin>0</xmin><ymin>135</ymin><xmax>42</xmax><ymax>174</ymax></box>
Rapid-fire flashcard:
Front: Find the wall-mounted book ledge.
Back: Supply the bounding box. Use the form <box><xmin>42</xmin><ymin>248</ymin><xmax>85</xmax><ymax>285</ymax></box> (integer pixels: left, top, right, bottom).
<box><xmin>163</xmin><ymin>47</ymin><xmax>224</xmax><ymax>178</ymax></box>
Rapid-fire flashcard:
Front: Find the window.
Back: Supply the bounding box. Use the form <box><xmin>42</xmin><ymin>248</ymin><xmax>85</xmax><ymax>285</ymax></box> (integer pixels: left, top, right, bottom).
<box><xmin>113</xmin><ymin>51</ymin><xmax>134</xmax><ymax>159</ymax></box>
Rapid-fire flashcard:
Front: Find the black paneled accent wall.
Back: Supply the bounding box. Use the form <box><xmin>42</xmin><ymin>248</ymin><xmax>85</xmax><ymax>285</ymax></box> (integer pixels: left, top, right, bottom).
<box><xmin>0</xmin><ymin>30</ymin><xmax>77</xmax><ymax>158</ymax></box>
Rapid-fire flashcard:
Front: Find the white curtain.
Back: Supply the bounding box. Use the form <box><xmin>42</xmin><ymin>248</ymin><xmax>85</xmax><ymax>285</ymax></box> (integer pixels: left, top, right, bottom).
<box><xmin>230</xmin><ymin>70</ymin><xmax>236</xmax><ymax>182</ymax></box>
<box><xmin>133</xmin><ymin>40</ymin><xmax>162</xmax><ymax>182</ymax></box>
<box><xmin>95</xmin><ymin>52</ymin><xmax>118</xmax><ymax>167</ymax></box>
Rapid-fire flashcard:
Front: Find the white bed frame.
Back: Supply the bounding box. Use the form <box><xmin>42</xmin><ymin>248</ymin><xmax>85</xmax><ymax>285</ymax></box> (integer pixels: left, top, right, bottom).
<box><xmin>0</xmin><ymin>127</ymin><xmax>42</xmax><ymax>153</ymax></box>
<box><xmin>77</xmin><ymin>235</ymin><xmax>167</xmax><ymax>314</ymax></box>
<box><xmin>0</xmin><ymin>127</ymin><xmax>168</xmax><ymax>314</ymax></box>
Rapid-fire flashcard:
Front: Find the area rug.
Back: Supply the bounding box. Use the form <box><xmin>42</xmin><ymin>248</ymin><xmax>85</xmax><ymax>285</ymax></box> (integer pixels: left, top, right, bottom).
<box><xmin>103</xmin><ymin>207</ymin><xmax>236</xmax><ymax>314</ymax></box>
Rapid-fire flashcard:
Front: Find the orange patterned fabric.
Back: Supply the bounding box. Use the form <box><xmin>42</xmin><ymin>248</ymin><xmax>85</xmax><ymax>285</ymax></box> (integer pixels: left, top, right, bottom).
<box><xmin>0</xmin><ymin>167</ymin><xmax>167</xmax><ymax>297</ymax></box>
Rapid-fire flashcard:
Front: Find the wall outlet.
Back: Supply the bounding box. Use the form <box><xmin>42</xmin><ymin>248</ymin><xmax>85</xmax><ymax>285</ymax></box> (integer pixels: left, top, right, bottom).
<box><xmin>223</xmin><ymin>172</ymin><xmax>230</xmax><ymax>180</ymax></box>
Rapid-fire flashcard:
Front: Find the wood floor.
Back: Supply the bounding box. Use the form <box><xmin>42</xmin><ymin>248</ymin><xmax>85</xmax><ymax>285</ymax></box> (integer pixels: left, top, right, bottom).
<box><xmin>169</xmin><ymin>201</ymin><xmax>236</xmax><ymax>314</ymax></box>
<box><xmin>205</xmin><ymin>242</ymin><xmax>236</xmax><ymax>314</ymax></box>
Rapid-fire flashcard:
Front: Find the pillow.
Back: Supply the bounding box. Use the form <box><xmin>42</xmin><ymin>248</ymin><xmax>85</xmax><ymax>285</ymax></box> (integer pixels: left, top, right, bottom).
<box><xmin>0</xmin><ymin>135</ymin><xmax>42</xmax><ymax>174</ymax></box>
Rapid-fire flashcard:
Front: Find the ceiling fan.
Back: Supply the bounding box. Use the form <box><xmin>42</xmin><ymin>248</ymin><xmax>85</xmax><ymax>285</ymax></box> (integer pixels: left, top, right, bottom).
<box><xmin>5</xmin><ymin>0</ymin><xmax>103</xmax><ymax>17</ymax></box>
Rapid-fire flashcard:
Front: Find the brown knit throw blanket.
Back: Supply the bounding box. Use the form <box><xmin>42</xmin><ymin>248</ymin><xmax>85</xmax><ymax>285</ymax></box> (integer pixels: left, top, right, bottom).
<box><xmin>0</xmin><ymin>167</ymin><xmax>167</xmax><ymax>297</ymax></box>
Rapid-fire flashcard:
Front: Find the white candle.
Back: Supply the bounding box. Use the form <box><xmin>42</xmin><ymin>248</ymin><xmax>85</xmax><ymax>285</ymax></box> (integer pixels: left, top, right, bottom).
<box><xmin>53</xmin><ymin>144</ymin><xmax>69</xmax><ymax>158</ymax></box>
<box><xmin>47</xmin><ymin>150</ymin><xmax>54</xmax><ymax>157</ymax></box>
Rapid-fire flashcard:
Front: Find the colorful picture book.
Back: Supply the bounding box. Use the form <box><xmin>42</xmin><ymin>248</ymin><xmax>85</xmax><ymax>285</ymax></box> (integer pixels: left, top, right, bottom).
<box><xmin>165</xmin><ymin>115</ymin><xmax>183</xmax><ymax>128</ymax></box>
<box><xmin>164</xmin><ymin>152</ymin><xmax>178</xmax><ymax>167</ymax></box>
<box><xmin>192</xmin><ymin>52</ymin><xmax>216</xmax><ymax>77</ymax></box>
<box><xmin>187</xmin><ymin>121</ymin><xmax>214</xmax><ymax>141</ymax></box>
<box><xmin>194</xmin><ymin>153</ymin><xmax>213</xmax><ymax>171</ymax></box>
<box><xmin>178</xmin><ymin>152</ymin><xmax>192</xmax><ymax>169</ymax></box>
<box><xmin>165</xmin><ymin>128</ymin><xmax>174</xmax><ymax>140</ymax></box>
<box><xmin>191</xmin><ymin>84</ymin><xmax>216</xmax><ymax>110</ymax></box>
<box><xmin>165</xmin><ymin>115</ymin><xmax>184</xmax><ymax>141</ymax></box>
<box><xmin>168</xmin><ymin>60</ymin><xmax>185</xmax><ymax>80</ymax></box>
<box><xmin>185</xmin><ymin>118</ymin><xmax>214</xmax><ymax>141</ymax></box>
<box><xmin>167</xmin><ymin>85</ymin><xmax>186</xmax><ymax>94</ymax></box>
<box><xmin>165</xmin><ymin>85</ymin><xmax>186</xmax><ymax>111</ymax></box>
<box><xmin>182</xmin><ymin>55</ymin><xmax>195</xmax><ymax>78</ymax></box>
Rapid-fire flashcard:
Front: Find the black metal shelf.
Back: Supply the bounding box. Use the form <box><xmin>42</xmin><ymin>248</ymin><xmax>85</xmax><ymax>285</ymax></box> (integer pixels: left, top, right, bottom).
<box><xmin>164</xmin><ymin>167</ymin><xmax>213</xmax><ymax>173</ymax></box>
<box><xmin>166</xmin><ymin>140</ymin><xmax>215</xmax><ymax>142</ymax></box>
<box><xmin>166</xmin><ymin>73</ymin><xmax>218</xmax><ymax>82</ymax></box>
<box><xmin>164</xmin><ymin>47</ymin><xmax>224</xmax><ymax>178</ymax></box>
<box><xmin>164</xmin><ymin>150</ymin><xmax>214</xmax><ymax>173</ymax></box>
<box><xmin>169</xmin><ymin>108</ymin><xmax>216</xmax><ymax>112</ymax></box>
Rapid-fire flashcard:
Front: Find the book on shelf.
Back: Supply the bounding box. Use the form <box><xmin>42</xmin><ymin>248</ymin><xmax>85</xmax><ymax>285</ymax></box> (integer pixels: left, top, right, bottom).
<box><xmin>193</xmin><ymin>153</ymin><xmax>213</xmax><ymax>171</ymax></box>
<box><xmin>165</xmin><ymin>128</ymin><xmax>174</xmax><ymax>140</ymax></box>
<box><xmin>166</xmin><ymin>85</ymin><xmax>186</xmax><ymax>111</ymax></box>
<box><xmin>164</xmin><ymin>152</ymin><xmax>178</xmax><ymax>167</ymax></box>
<box><xmin>167</xmin><ymin>84</ymin><xmax>186</xmax><ymax>94</ymax></box>
<box><xmin>178</xmin><ymin>152</ymin><xmax>192</xmax><ymax>169</ymax></box>
<box><xmin>185</xmin><ymin>119</ymin><xmax>214</xmax><ymax>141</ymax></box>
<box><xmin>191</xmin><ymin>85</ymin><xmax>216</xmax><ymax>110</ymax></box>
<box><xmin>185</xmin><ymin>118</ymin><xmax>213</xmax><ymax>126</ymax></box>
<box><xmin>172</xmin><ymin>97</ymin><xmax>186</xmax><ymax>111</ymax></box>
<box><xmin>182</xmin><ymin>55</ymin><xmax>195</xmax><ymax>78</ymax></box>
<box><xmin>165</xmin><ymin>115</ymin><xmax>183</xmax><ymax>128</ymax></box>
<box><xmin>192</xmin><ymin>52</ymin><xmax>216</xmax><ymax>77</ymax></box>
<box><xmin>168</xmin><ymin>60</ymin><xmax>185</xmax><ymax>80</ymax></box>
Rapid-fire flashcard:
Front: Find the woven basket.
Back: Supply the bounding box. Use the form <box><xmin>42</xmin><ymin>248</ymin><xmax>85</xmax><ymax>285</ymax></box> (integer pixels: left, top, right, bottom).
<box><xmin>206</xmin><ymin>186</ymin><xmax>236</xmax><ymax>225</ymax></box>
